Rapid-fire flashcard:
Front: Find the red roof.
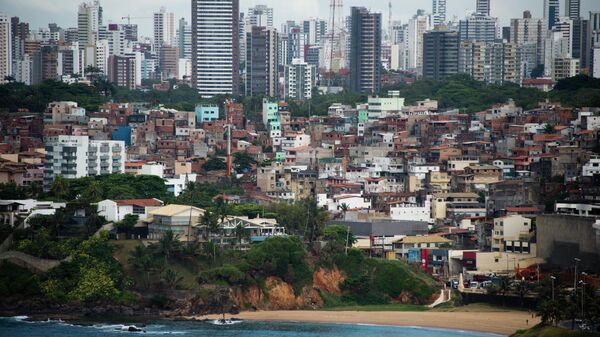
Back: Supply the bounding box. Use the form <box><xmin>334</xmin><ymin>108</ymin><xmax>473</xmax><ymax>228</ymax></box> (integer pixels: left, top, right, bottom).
<box><xmin>522</xmin><ymin>78</ymin><xmax>555</xmax><ymax>85</ymax></box>
<box><xmin>114</xmin><ymin>199</ymin><xmax>163</xmax><ymax>207</ymax></box>
<box><xmin>506</xmin><ymin>207</ymin><xmax>541</xmax><ymax>213</ymax></box>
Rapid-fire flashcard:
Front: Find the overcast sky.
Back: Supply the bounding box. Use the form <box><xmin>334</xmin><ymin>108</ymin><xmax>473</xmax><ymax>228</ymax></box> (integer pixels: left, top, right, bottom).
<box><xmin>3</xmin><ymin>0</ymin><xmax>600</xmax><ymax>37</ymax></box>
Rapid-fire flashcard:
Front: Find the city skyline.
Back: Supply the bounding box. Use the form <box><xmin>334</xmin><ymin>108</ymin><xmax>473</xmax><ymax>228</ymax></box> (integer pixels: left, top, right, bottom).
<box><xmin>4</xmin><ymin>0</ymin><xmax>600</xmax><ymax>38</ymax></box>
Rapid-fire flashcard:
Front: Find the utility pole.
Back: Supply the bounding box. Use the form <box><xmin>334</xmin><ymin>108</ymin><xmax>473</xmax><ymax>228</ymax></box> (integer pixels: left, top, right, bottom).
<box><xmin>225</xmin><ymin>100</ymin><xmax>232</xmax><ymax>178</ymax></box>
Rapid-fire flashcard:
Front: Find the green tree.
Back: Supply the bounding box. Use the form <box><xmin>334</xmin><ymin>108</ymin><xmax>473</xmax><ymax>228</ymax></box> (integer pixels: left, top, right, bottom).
<box><xmin>157</xmin><ymin>230</ymin><xmax>182</xmax><ymax>263</ymax></box>
<box><xmin>162</xmin><ymin>269</ymin><xmax>183</xmax><ymax>290</ymax></box>
<box><xmin>233</xmin><ymin>151</ymin><xmax>256</xmax><ymax>173</ymax></box>
<box><xmin>115</xmin><ymin>214</ymin><xmax>139</xmax><ymax>234</ymax></box>
<box><xmin>203</xmin><ymin>156</ymin><xmax>227</xmax><ymax>171</ymax></box>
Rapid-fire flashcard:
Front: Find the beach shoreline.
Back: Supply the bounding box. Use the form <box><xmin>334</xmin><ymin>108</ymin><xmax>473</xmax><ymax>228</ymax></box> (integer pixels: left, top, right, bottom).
<box><xmin>200</xmin><ymin>310</ymin><xmax>539</xmax><ymax>336</ymax></box>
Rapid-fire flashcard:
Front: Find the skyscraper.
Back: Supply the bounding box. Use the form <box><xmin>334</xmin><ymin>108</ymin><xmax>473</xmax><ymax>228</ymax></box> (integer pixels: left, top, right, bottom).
<box><xmin>565</xmin><ymin>0</ymin><xmax>580</xmax><ymax>20</ymax></box>
<box><xmin>177</xmin><ymin>18</ymin><xmax>192</xmax><ymax>59</ymax></box>
<box><xmin>245</xmin><ymin>26</ymin><xmax>278</xmax><ymax>97</ymax></box>
<box><xmin>191</xmin><ymin>0</ymin><xmax>240</xmax><ymax>97</ymax></box>
<box><xmin>476</xmin><ymin>0</ymin><xmax>491</xmax><ymax>16</ymax></box>
<box><xmin>432</xmin><ymin>0</ymin><xmax>447</xmax><ymax>26</ymax></box>
<box><xmin>0</xmin><ymin>13</ymin><xmax>10</xmax><ymax>83</ymax></box>
<box><xmin>349</xmin><ymin>7</ymin><xmax>382</xmax><ymax>93</ymax></box>
<box><xmin>459</xmin><ymin>13</ymin><xmax>498</xmax><ymax>43</ymax></box>
<box><xmin>77</xmin><ymin>1</ymin><xmax>102</xmax><ymax>49</ymax></box>
<box><xmin>285</xmin><ymin>59</ymin><xmax>316</xmax><ymax>100</ymax></box>
<box><xmin>423</xmin><ymin>28</ymin><xmax>459</xmax><ymax>80</ymax></box>
<box><xmin>544</xmin><ymin>0</ymin><xmax>560</xmax><ymax>29</ymax></box>
<box><xmin>248</xmin><ymin>5</ymin><xmax>273</xmax><ymax>27</ymax></box>
<box><xmin>510</xmin><ymin>11</ymin><xmax>548</xmax><ymax>66</ymax></box>
<box><xmin>153</xmin><ymin>7</ymin><xmax>175</xmax><ymax>52</ymax></box>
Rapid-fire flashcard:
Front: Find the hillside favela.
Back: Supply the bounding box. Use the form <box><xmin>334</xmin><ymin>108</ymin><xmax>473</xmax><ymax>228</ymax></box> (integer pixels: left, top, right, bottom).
<box><xmin>1</xmin><ymin>0</ymin><xmax>600</xmax><ymax>336</ymax></box>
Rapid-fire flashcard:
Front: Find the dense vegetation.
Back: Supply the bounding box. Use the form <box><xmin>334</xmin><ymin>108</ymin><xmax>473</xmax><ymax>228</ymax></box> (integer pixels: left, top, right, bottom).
<box><xmin>1</xmin><ymin>75</ymin><xmax>598</xmax><ymax>120</ymax></box>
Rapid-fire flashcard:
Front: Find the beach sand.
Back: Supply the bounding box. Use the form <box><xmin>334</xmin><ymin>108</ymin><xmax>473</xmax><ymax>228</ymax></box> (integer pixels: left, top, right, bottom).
<box><xmin>204</xmin><ymin>309</ymin><xmax>539</xmax><ymax>335</ymax></box>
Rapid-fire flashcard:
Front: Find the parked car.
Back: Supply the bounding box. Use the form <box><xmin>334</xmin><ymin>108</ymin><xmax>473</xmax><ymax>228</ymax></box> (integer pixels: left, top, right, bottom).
<box><xmin>469</xmin><ymin>281</ymin><xmax>480</xmax><ymax>289</ymax></box>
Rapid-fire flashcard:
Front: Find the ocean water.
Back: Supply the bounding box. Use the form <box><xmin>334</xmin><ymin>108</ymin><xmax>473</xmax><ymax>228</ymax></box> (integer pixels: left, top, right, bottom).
<box><xmin>0</xmin><ymin>316</ymin><xmax>502</xmax><ymax>337</ymax></box>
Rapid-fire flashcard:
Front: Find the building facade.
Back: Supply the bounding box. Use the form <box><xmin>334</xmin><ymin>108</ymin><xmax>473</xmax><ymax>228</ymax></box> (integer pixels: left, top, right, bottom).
<box><xmin>349</xmin><ymin>7</ymin><xmax>382</xmax><ymax>93</ymax></box>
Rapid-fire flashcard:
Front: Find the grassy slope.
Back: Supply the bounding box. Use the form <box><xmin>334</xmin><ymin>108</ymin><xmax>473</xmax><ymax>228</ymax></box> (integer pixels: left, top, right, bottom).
<box><xmin>112</xmin><ymin>240</ymin><xmax>200</xmax><ymax>291</ymax></box>
<box><xmin>512</xmin><ymin>326</ymin><xmax>600</xmax><ymax>337</ymax></box>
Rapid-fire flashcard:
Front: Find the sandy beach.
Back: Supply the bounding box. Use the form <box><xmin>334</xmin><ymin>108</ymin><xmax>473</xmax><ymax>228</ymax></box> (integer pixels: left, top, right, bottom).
<box><xmin>204</xmin><ymin>309</ymin><xmax>539</xmax><ymax>335</ymax></box>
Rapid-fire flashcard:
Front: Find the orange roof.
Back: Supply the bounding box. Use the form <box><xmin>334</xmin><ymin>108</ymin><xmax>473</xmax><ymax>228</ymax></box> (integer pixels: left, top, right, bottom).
<box><xmin>114</xmin><ymin>199</ymin><xmax>163</xmax><ymax>207</ymax></box>
<box><xmin>126</xmin><ymin>162</ymin><xmax>145</xmax><ymax>167</ymax></box>
<box><xmin>506</xmin><ymin>207</ymin><xmax>540</xmax><ymax>213</ymax></box>
<box><xmin>533</xmin><ymin>134</ymin><xmax>562</xmax><ymax>142</ymax></box>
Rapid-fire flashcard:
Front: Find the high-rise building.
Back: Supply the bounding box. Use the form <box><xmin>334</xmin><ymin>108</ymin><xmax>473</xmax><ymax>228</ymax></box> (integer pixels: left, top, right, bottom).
<box><xmin>459</xmin><ymin>41</ymin><xmax>523</xmax><ymax>84</ymax></box>
<box><xmin>432</xmin><ymin>0</ymin><xmax>447</xmax><ymax>26</ymax></box>
<box><xmin>121</xmin><ymin>24</ymin><xmax>138</xmax><ymax>42</ymax></box>
<box><xmin>77</xmin><ymin>1</ymin><xmax>102</xmax><ymax>49</ymax></box>
<box><xmin>284</xmin><ymin>58</ymin><xmax>316</xmax><ymax>100</ymax></box>
<box><xmin>245</xmin><ymin>26</ymin><xmax>278</xmax><ymax>97</ymax></box>
<box><xmin>0</xmin><ymin>13</ymin><xmax>11</xmax><ymax>83</ymax></box>
<box><xmin>108</xmin><ymin>54</ymin><xmax>136</xmax><ymax>89</ymax></box>
<box><xmin>510</xmin><ymin>11</ymin><xmax>548</xmax><ymax>66</ymax></box>
<box><xmin>248</xmin><ymin>5</ymin><xmax>273</xmax><ymax>27</ymax></box>
<box><xmin>544</xmin><ymin>0</ymin><xmax>560</xmax><ymax>29</ymax></box>
<box><xmin>191</xmin><ymin>0</ymin><xmax>240</xmax><ymax>97</ymax></box>
<box><xmin>177</xmin><ymin>18</ymin><xmax>192</xmax><ymax>59</ymax></box>
<box><xmin>44</xmin><ymin>135</ymin><xmax>126</xmax><ymax>190</ymax></box>
<box><xmin>106</xmin><ymin>24</ymin><xmax>125</xmax><ymax>56</ymax></box>
<box><xmin>349</xmin><ymin>7</ymin><xmax>382</xmax><ymax>93</ymax></box>
<box><xmin>10</xmin><ymin>17</ymin><xmax>28</xmax><ymax>77</ymax></box>
<box><xmin>153</xmin><ymin>7</ymin><xmax>175</xmax><ymax>52</ymax></box>
<box><xmin>160</xmin><ymin>45</ymin><xmax>179</xmax><ymax>79</ymax></box>
<box><xmin>459</xmin><ymin>13</ymin><xmax>498</xmax><ymax>43</ymax></box>
<box><xmin>407</xmin><ymin>13</ymin><xmax>430</xmax><ymax>73</ymax></box>
<box><xmin>553</xmin><ymin>57</ymin><xmax>579</xmax><ymax>79</ymax></box>
<box><xmin>476</xmin><ymin>0</ymin><xmax>491</xmax><ymax>16</ymax></box>
<box><xmin>565</xmin><ymin>0</ymin><xmax>580</xmax><ymax>20</ymax></box>
<box><xmin>303</xmin><ymin>19</ymin><xmax>327</xmax><ymax>46</ymax></box>
<box><xmin>590</xmin><ymin>12</ymin><xmax>600</xmax><ymax>76</ymax></box>
<box><xmin>423</xmin><ymin>28</ymin><xmax>459</xmax><ymax>80</ymax></box>
<box><xmin>285</xmin><ymin>26</ymin><xmax>308</xmax><ymax>65</ymax></box>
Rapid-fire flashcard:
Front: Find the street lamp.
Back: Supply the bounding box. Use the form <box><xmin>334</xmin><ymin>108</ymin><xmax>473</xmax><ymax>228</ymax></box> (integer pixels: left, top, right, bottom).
<box><xmin>550</xmin><ymin>276</ymin><xmax>556</xmax><ymax>301</ymax></box>
<box><xmin>581</xmin><ymin>272</ymin><xmax>588</xmax><ymax>322</ymax></box>
<box><xmin>574</xmin><ymin>258</ymin><xmax>581</xmax><ymax>293</ymax></box>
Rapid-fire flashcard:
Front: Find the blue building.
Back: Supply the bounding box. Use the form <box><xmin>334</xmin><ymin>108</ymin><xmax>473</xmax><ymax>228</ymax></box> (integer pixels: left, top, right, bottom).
<box><xmin>195</xmin><ymin>104</ymin><xmax>220</xmax><ymax>123</ymax></box>
<box><xmin>112</xmin><ymin>126</ymin><xmax>132</xmax><ymax>146</ymax></box>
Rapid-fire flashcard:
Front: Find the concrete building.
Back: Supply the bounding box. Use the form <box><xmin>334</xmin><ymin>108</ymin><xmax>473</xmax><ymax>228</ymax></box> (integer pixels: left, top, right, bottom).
<box><xmin>537</xmin><ymin>215</ymin><xmax>600</xmax><ymax>273</ymax></box>
<box><xmin>566</xmin><ymin>0</ymin><xmax>580</xmax><ymax>20</ymax></box>
<box><xmin>153</xmin><ymin>7</ymin><xmax>175</xmax><ymax>52</ymax></box>
<box><xmin>476</xmin><ymin>0</ymin><xmax>491</xmax><ymax>16</ymax></box>
<box><xmin>98</xmin><ymin>198</ymin><xmax>164</xmax><ymax>222</ymax></box>
<box><xmin>160</xmin><ymin>45</ymin><xmax>179</xmax><ymax>79</ymax></box>
<box><xmin>147</xmin><ymin>204</ymin><xmax>204</xmax><ymax>240</ymax></box>
<box><xmin>108</xmin><ymin>54</ymin><xmax>136</xmax><ymax>89</ymax></box>
<box><xmin>552</xmin><ymin>57</ymin><xmax>580</xmax><ymax>80</ymax></box>
<box><xmin>191</xmin><ymin>0</ymin><xmax>240</xmax><ymax>97</ymax></box>
<box><xmin>0</xmin><ymin>13</ymin><xmax>11</xmax><ymax>83</ymax></box>
<box><xmin>349</xmin><ymin>7</ymin><xmax>382</xmax><ymax>93</ymax></box>
<box><xmin>77</xmin><ymin>1</ymin><xmax>102</xmax><ymax>50</ymax></box>
<box><xmin>177</xmin><ymin>18</ymin><xmax>192</xmax><ymax>60</ymax></box>
<box><xmin>87</xmin><ymin>140</ymin><xmax>126</xmax><ymax>176</ymax></box>
<box><xmin>284</xmin><ymin>58</ymin><xmax>316</xmax><ymax>101</ymax></box>
<box><xmin>245</xmin><ymin>26</ymin><xmax>278</xmax><ymax>97</ymax></box>
<box><xmin>432</xmin><ymin>0</ymin><xmax>447</xmax><ymax>26</ymax></box>
<box><xmin>544</xmin><ymin>0</ymin><xmax>560</xmax><ymax>29</ymax></box>
<box><xmin>492</xmin><ymin>215</ymin><xmax>532</xmax><ymax>252</ymax></box>
<box><xmin>459</xmin><ymin>13</ymin><xmax>497</xmax><ymax>43</ymax></box>
<box><xmin>510</xmin><ymin>12</ymin><xmax>548</xmax><ymax>66</ymax></box>
<box><xmin>423</xmin><ymin>28</ymin><xmax>459</xmax><ymax>80</ymax></box>
<box><xmin>459</xmin><ymin>41</ymin><xmax>523</xmax><ymax>84</ymax></box>
<box><xmin>195</xmin><ymin>104</ymin><xmax>220</xmax><ymax>123</ymax></box>
<box><xmin>248</xmin><ymin>5</ymin><xmax>273</xmax><ymax>27</ymax></box>
<box><xmin>407</xmin><ymin>13</ymin><xmax>430</xmax><ymax>74</ymax></box>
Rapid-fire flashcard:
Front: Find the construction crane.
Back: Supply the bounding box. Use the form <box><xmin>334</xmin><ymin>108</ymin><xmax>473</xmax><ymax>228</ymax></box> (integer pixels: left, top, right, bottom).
<box><xmin>121</xmin><ymin>15</ymin><xmax>151</xmax><ymax>24</ymax></box>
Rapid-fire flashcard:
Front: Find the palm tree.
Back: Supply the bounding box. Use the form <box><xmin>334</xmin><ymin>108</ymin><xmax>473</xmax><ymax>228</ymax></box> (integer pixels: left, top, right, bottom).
<box><xmin>340</xmin><ymin>203</ymin><xmax>349</xmax><ymax>220</ymax></box>
<box><xmin>303</xmin><ymin>198</ymin><xmax>329</xmax><ymax>245</ymax></box>
<box><xmin>162</xmin><ymin>269</ymin><xmax>183</xmax><ymax>290</ymax></box>
<box><xmin>50</xmin><ymin>176</ymin><xmax>68</xmax><ymax>201</ymax></box>
<box><xmin>214</xmin><ymin>197</ymin><xmax>228</xmax><ymax>224</ymax></box>
<box><xmin>199</xmin><ymin>210</ymin><xmax>220</xmax><ymax>262</ymax></box>
<box><xmin>233</xmin><ymin>223</ymin><xmax>250</xmax><ymax>251</ymax></box>
<box><xmin>158</xmin><ymin>230</ymin><xmax>182</xmax><ymax>263</ymax></box>
<box><xmin>83</xmin><ymin>181</ymin><xmax>103</xmax><ymax>203</ymax></box>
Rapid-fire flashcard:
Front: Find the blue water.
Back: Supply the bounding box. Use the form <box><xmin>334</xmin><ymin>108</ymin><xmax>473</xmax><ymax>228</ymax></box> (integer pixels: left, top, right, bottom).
<box><xmin>0</xmin><ymin>316</ymin><xmax>502</xmax><ymax>337</ymax></box>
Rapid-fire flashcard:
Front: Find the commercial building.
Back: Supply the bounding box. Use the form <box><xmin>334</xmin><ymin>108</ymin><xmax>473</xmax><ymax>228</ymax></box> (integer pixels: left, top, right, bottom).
<box><xmin>191</xmin><ymin>0</ymin><xmax>240</xmax><ymax>97</ymax></box>
<box><xmin>349</xmin><ymin>7</ymin><xmax>382</xmax><ymax>93</ymax></box>
<box><xmin>544</xmin><ymin>0</ymin><xmax>560</xmax><ymax>29</ymax></box>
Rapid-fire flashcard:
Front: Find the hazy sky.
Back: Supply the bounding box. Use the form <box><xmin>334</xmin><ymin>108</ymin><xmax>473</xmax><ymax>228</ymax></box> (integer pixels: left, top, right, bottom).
<box><xmin>2</xmin><ymin>0</ymin><xmax>600</xmax><ymax>37</ymax></box>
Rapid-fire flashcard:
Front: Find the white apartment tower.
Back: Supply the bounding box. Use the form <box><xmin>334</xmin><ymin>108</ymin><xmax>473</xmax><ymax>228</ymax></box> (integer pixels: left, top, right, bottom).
<box><xmin>44</xmin><ymin>135</ymin><xmax>126</xmax><ymax>189</ymax></box>
<box><xmin>476</xmin><ymin>0</ymin><xmax>491</xmax><ymax>16</ymax></box>
<box><xmin>248</xmin><ymin>5</ymin><xmax>273</xmax><ymax>27</ymax></box>
<box><xmin>284</xmin><ymin>58</ymin><xmax>316</xmax><ymax>100</ymax></box>
<box><xmin>77</xmin><ymin>1</ymin><xmax>102</xmax><ymax>49</ymax></box>
<box><xmin>432</xmin><ymin>0</ymin><xmax>447</xmax><ymax>26</ymax></box>
<box><xmin>0</xmin><ymin>13</ymin><xmax>11</xmax><ymax>83</ymax></box>
<box><xmin>153</xmin><ymin>7</ymin><xmax>175</xmax><ymax>52</ymax></box>
<box><xmin>191</xmin><ymin>0</ymin><xmax>240</xmax><ymax>97</ymax></box>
